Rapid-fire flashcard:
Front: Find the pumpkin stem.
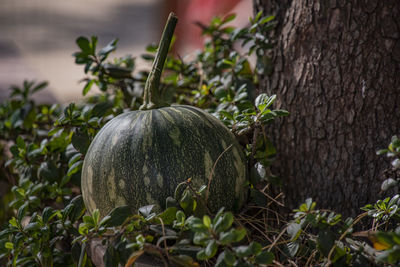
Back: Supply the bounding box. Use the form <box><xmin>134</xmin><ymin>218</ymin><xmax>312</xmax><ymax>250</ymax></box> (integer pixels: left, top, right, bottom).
<box><xmin>140</xmin><ymin>12</ymin><xmax>178</xmax><ymax>110</ymax></box>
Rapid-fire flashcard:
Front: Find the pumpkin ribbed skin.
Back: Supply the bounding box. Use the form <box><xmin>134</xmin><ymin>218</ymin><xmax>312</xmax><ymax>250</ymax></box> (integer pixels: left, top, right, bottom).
<box><xmin>81</xmin><ymin>105</ymin><xmax>248</xmax><ymax>217</ymax></box>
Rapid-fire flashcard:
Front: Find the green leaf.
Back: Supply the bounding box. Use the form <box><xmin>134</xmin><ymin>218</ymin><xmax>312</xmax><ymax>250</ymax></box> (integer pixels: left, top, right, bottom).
<box><xmin>232</xmin><ymin>228</ymin><xmax>247</xmax><ymax>242</ymax></box>
<box><xmin>71</xmin><ymin>130</ymin><xmax>90</xmax><ymax>154</ymax></box>
<box><xmin>219</xmin><ymin>231</ymin><xmax>236</xmax><ymax>245</ymax></box>
<box><xmin>233</xmin><ymin>92</ymin><xmax>248</xmax><ymax>103</ymax></box>
<box><xmin>139</xmin><ymin>205</ymin><xmax>155</xmax><ymax>217</ymax></box>
<box><xmin>83</xmin><ymin>215</ymin><xmax>95</xmax><ymax>227</ymax></box>
<box><xmin>214</xmin><ymin>208</ymin><xmax>225</xmax><ymax>222</ymax></box>
<box><xmin>265</xmin><ymin>95</ymin><xmax>276</xmax><ymax>108</ymax></box>
<box><xmin>93</xmin><ymin>209</ymin><xmax>100</xmax><ymax>225</ymax></box>
<box><xmin>286</xmin><ymin>241</ymin><xmax>300</xmax><ymax>257</ymax></box>
<box><xmin>305</xmin><ymin>198</ymin><xmax>316</xmax><ymax>211</ymax></box>
<box><xmin>274</xmin><ymin>109</ymin><xmax>289</xmax><ymax>116</ymax></box>
<box><xmin>254</xmin><ymin>93</ymin><xmax>268</xmax><ymax>110</ymax></box>
<box><xmin>220</xmin><ymin>111</ymin><xmax>234</xmax><ymax>121</ymax></box>
<box><xmin>381</xmin><ymin>178</ymin><xmax>398</xmax><ymax>191</ymax></box>
<box><xmin>98</xmin><ymin>39</ymin><xmax>118</xmax><ymax>57</ymax></box>
<box><xmin>222</xmin><ymin>13</ymin><xmax>236</xmax><ymax>24</ymax></box>
<box><xmin>42</xmin><ymin>207</ymin><xmax>55</xmax><ymax>223</ymax></box>
<box><xmin>203</xmin><ymin>215</ymin><xmax>211</xmax><ymax>228</ymax></box>
<box><xmin>249</xmin><ymin>242</ymin><xmax>262</xmax><ymax>255</ymax></box>
<box><xmin>38</xmin><ymin>161</ymin><xmax>59</xmax><ymax>181</ymax></box>
<box><xmin>31</xmin><ymin>81</ymin><xmax>48</xmax><ymax>94</ymax></box>
<box><xmin>214</xmin><ymin>87</ymin><xmax>228</xmax><ymax>99</ymax></box>
<box><xmin>250</xmin><ymin>189</ymin><xmax>267</xmax><ymax>207</ymax></box>
<box><xmin>216</xmin><ymin>252</ymin><xmax>229</xmax><ymax>267</ymax></box>
<box><xmin>196</xmin><ymin>249</ymin><xmax>208</xmax><ymax>261</ymax></box>
<box><xmin>67</xmin><ymin>160</ymin><xmax>83</xmax><ymax>177</ymax></box>
<box><xmin>24</xmin><ymin>222</ymin><xmax>40</xmax><ymax>232</ymax></box>
<box><xmin>233</xmin><ymin>244</ymin><xmax>252</xmax><ymax>257</ymax></box>
<box><xmin>68</xmin><ymin>153</ymin><xmax>82</xmax><ymax>167</ymax></box>
<box><xmin>193</xmin><ymin>232</ymin><xmax>209</xmax><ymax>246</ymax></box>
<box><xmin>10</xmin><ymin>145</ymin><xmax>19</xmax><ymax>157</ymax></box>
<box><xmin>180</xmin><ymin>190</ymin><xmax>195</xmax><ymax>214</ymax></box>
<box><xmin>255</xmin><ymin>251</ymin><xmax>274</xmax><ymax>264</ymax></box>
<box><xmin>91</xmin><ymin>36</ymin><xmax>98</xmax><ymax>52</ymax></box>
<box><xmin>92</xmin><ymin>101</ymin><xmax>113</xmax><ymax>117</ymax></box>
<box><xmin>166</xmin><ymin>196</ymin><xmax>179</xmax><ymax>208</ymax></box>
<box><xmin>9</xmin><ymin>217</ymin><xmax>19</xmax><ymax>228</ymax></box>
<box><xmin>391</xmin><ymin>159</ymin><xmax>400</xmax><ymax>169</ymax></box>
<box><xmin>213</xmin><ymin>212</ymin><xmax>234</xmax><ymax>233</ymax></box>
<box><xmin>104</xmin><ymin>64</ymin><xmax>132</xmax><ymax>79</ymax></box>
<box><xmin>5</xmin><ymin>242</ymin><xmax>13</xmax><ymax>250</ymax></box>
<box><xmin>376</xmin><ymin>149</ymin><xmax>389</xmax><ymax>155</ymax></box>
<box><xmin>317</xmin><ymin>229</ymin><xmax>335</xmax><ymax>256</ymax></box>
<box><xmin>141</xmin><ymin>54</ymin><xmax>154</xmax><ymax>61</ymax></box>
<box><xmin>176</xmin><ymin>210</ymin><xmax>186</xmax><ymax>222</ymax></box>
<box><xmin>219</xmin><ymin>228</ymin><xmax>246</xmax><ymax>245</ymax></box>
<box><xmin>259</xmin><ymin>15</ymin><xmax>275</xmax><ymax>25</ymax></box>
<box><xmin>83</xmin><ymin>79</ymin><xmax>94</xmax><ymax>96</ymax></box>
<box><xmin>187</xmin><ymin>217</ymin><xmax>208</xmax><ymax>232</ymax></box>
<box><xmin>78</xmin><ymin>224</ymin><xmax>91</xmax><ymax>236</ymax></box>
<box><xmin>101</xmin><ymin>205</ymin><xmax>131</xmax><ymax>227</ymax></box>
<box><xmin>145</xmin><ymin>43</ymin><xmax>158</xmax><ymax>52</ymax></box>
<box><xmin>211</xmin><ymin>16</ymin><xmax>222</xmax><ymax>26</ymax></box>
<box><xmin>259</xmin><ymin>111</ymin><xmax>276</xmax><ymax>123</ymax></box>
<box><xmin>15</xmin><ymin>187</ymin><xmax>25</xmax><ymax>198</ymax></box>
<box><xmin>68</xmin><ymin>195</ymin><xmax>85</xmax><ymax>223</ymax></box>
<box><xmin>17</xmin><ymin>202</ymin><xmax>28</xmax><ymax>223</ymax></box>
<box><xmin>76</xmin><ymin>37</ymin><xmax>91</xmax><ymax>54</ymax></box>
<box><xmin>0</xmin><ymin>229</ymin><xmax>13</xmax><ymax>239</ymax></box>
<box><xmin>157</xmin><ymin>207</ymin><xmax>178</xmax><ymax>225</ymax></box>
<box><xmin>16</xmin><ymin>136</ymin><xmax>25</xmax><ymax>149</ymax></box>
<box><xmin>388</xmin><ymin>194</ymin><xmax>399</xmax><ymax>206</ymax></box>
<box><xmin>48</xmin><ymin>127</ymin><xmax>62</xmax><ymax>136</ymax></box>
<box><xmin>224</xmin><ymin>249</ymin><xmax>236</xmax><ymax>265</ymax></box>
<box><xmin>254</xmin><ymin>11</ymin><xmax>263</xmax><ymax>22</ymax></box>
<box><xmin>205</xmin><ymin>240</ymin><xmax>218</xmax><ymax>258</ymax></box>
<box><xmin>250</xmin><ymin>163</ymin><xmax>267</xmax><ymax>184</ymax></box>
<box><xmin>287</xmin><ymin>223</ymin><xmax>301</xmax><ymax>241</ymax></box>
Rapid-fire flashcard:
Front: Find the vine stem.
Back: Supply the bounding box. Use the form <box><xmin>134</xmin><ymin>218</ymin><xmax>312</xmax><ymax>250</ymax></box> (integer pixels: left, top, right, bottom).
<box><xmin>78</xmin><ymin>242</ymin><xmax>87</xmax><ymax>267</ymax></box>
<box><xmin>326</xmin><ymin>212</ymin><xmax>369</xmax><ymax>265</ymax></box>
<box><xmin>140</xmin><ymin>12</ymin><xmax>178</xmax><ymax>110</ymax></box>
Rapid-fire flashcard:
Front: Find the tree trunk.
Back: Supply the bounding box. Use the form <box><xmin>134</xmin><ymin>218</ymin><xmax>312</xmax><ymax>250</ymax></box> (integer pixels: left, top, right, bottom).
<box><xmin>254</xmin><ymin>0</ymin><xmax>400</xmax><ymax>216</ymax></box>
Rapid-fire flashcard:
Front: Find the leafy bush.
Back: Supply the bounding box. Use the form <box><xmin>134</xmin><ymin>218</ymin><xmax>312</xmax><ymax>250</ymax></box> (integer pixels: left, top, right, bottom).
<box><xmin>0</xmin><ymin>12</ymin><xmax>399</xmax><ymax>266</ymax></box>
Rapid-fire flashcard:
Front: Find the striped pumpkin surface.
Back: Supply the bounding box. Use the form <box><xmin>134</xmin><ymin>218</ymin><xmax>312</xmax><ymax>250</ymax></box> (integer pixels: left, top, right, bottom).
<box><xmin>81</xmin><ymin>105</ymin><xmax>248</xmax><ymax>217</ymax></box>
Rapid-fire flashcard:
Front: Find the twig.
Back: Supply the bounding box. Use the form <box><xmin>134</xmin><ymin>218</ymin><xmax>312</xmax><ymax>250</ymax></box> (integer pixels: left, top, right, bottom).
<box><xmin>158</xmin><ymin>217</ymin><xmax>170</xmax><ymax>263</ymax></box>
<box><xmin>261</xmin><ymin>185</ymin><xmax>285</xmax><ymax>207</ymax></box>
<box><xmin>238</xmin><ymin>214</ymin><xmax>273</xmax><ymax>242</ymax></box>
<box><xmin>78</xmin><ymin>242</ymin><xmax>87</xmax><ymax>267</ymax></box>
<box><xmin>326</xmin><ymin>212</ymin><xmax>369</xmax><ymax>265</ymax></box>
<box><xmin>305</xmin><ymin>250</ymin><xmax>317</xmax><ymax>267</ymax></box>
<box><xmin>272</xmin><ymin>260</ymin><xmax>285</xmax><ymax>267</ymax></box>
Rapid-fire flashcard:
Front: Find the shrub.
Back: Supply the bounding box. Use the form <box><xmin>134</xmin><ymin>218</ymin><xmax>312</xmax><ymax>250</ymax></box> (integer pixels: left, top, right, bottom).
<box><xmin>0</xmin><ymin>12</ymin><xmax>399</xmax><ymax>266</ymax></box>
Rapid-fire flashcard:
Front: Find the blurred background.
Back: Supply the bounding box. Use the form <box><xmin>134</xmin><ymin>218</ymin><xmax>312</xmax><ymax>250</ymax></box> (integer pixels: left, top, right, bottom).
<box><xmin>0</xmin><ymin>0</ymin><xmax>252</xmax><ymax>103</ymax></box>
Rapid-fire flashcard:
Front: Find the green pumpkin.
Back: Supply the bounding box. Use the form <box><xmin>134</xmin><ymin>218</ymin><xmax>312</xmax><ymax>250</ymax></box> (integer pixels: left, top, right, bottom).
<box><xmin>81</xmin><ymin>13</ymin><xmax>248</xmax><ymax>217</ymax></box>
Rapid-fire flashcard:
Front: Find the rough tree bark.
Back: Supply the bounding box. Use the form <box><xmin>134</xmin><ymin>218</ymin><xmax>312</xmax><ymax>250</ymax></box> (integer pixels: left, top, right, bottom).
<box><xmin>254</xmin><ymin>0</ymin><xmax>400</xmax><ymax>216</ymax></box>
